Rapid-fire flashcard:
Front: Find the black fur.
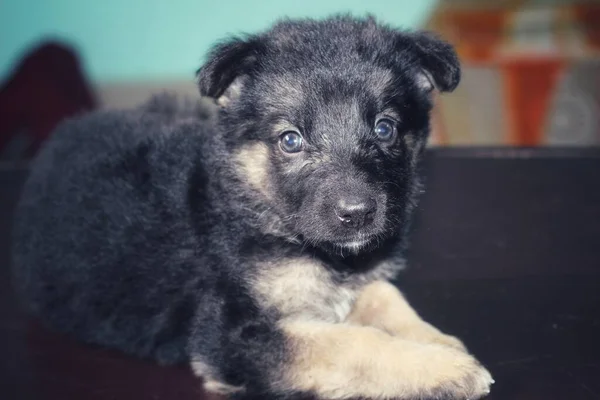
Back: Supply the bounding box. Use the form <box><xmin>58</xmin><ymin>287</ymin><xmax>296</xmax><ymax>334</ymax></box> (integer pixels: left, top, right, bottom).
<box><xmin>11</xmin><ymin>15</ymin><xmax>461</xmax><ymax>399</ymax></box>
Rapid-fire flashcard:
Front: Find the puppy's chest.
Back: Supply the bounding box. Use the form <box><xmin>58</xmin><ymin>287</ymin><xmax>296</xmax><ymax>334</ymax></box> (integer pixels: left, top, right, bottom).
<box><xmin>250</xmin><ymin>258</ymin><xmax>360</xmax><ymax>323</ymax></box>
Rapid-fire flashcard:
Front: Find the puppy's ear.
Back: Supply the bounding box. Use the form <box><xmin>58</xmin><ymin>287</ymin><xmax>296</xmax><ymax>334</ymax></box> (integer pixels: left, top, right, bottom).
<box><xmin>405</xmin><ymin>32</ymin><xmax>461</xmax><ymax>94</ymax></box>
<box><xmin>196</xmin><ymin>37</ymin><xmax>262</xmax><ymax>106</ymax></box>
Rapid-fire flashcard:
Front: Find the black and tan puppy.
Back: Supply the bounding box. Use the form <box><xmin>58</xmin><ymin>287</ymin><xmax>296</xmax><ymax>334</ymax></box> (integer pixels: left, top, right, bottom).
<box><xmin>11</xmin><ymin>15</ymin><xmax>494</xmax><ymax>400</ymax></box>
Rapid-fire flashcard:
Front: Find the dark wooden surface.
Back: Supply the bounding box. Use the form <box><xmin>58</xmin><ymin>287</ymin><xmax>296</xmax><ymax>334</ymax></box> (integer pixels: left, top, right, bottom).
<box><xmin>1</xmin><ymin>147</ymin><xmax>599</xmax><ymax>400</ymax></box>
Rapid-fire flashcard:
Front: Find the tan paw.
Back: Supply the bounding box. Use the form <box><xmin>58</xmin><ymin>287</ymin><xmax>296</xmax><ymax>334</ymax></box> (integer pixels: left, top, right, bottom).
<box><xmin>415</xmin><ymin>325</ymin><xmax>469</xmax><ymax>353</ymax></box>
<box><xmin>305</xmin><ymin>340</ymin><xmax>493</xmax><ymax>400</ymax></box>
<box><xmin>410</xmin><ymin>344</ymin><xmax>494</xmax><ymax>400</ymax></box>
<box><xmin>280</xmin><ymin>322</ymin><xmax>493</xmax><ymax>400</ymax></box>
<box><xmin>383</xmin><ymin>320</ymin><xmax>469</xmax><ymax>353</ymax></box>
<box><xmin>348</xmin><ymin>340</ymin><xmax>495</xmax><ymax>400</ymax></box>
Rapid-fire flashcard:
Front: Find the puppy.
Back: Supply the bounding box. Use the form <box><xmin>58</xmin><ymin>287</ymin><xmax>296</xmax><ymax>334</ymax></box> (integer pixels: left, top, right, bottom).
<box><xmin>11</xmin><ymin>14</ymin><xmax>494</xmax><ymax>400</ymax></box>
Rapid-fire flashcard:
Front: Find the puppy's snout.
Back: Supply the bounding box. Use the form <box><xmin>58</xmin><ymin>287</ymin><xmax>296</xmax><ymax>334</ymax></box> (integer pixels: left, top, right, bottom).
<box><xmin>334</xmin><ymin>195</ymin><xmax>377</xmax><ymax>229</ymax></box>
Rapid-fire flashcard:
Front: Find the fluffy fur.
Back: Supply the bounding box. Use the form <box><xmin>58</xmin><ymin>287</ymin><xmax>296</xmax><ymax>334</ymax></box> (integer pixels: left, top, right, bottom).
<box><xmin>11</xmin><ymin>15</ymin><xmax>493</xmax><ymax>400</ymax></box>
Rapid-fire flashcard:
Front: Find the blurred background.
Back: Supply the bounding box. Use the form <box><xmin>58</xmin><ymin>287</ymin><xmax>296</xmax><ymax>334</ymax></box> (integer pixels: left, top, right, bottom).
<box><xmin>1</xmin><ymin>0</ymin><xmax>599</xmax><ymax>161</ymax></box>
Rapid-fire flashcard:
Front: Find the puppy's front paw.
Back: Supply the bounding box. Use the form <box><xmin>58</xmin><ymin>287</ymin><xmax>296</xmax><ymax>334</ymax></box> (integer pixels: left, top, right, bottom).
<box><xmin>280</xmin><ymin>322</ymin><xmax>493</xmax><ymax>400</ymax></box>
<box><xmin>411</xmin><ymin>323</ymin><xmax>469</xmax><ymax>352</ymax></box>
<box><xmin>416</xmin><ymin>344</ymin><xmax>494</xmax><ymax>400</ymax></box>
<box><xmin>433</xmin><ymin>333</ymin><xmax>467</xmax><ymax>352</ymax></box>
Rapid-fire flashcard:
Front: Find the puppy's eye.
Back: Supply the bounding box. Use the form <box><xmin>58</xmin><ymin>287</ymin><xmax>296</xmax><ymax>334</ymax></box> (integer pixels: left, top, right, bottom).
<box><xmin>374</xmin><ymin>118</ymin><xmax>396</xmax><ymax>142</ymax></box>
<box><xmin>279</xmin><ymin>131</ymin><xmax>304</xmax><ymax>153</ymax></box>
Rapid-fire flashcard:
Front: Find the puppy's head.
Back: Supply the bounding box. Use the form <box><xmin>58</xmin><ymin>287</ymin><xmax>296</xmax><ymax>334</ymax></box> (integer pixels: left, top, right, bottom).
<box><xmin>197</xmin><ymin>15</ymin><xmax>460</xmax><ymax>256</ymax></box>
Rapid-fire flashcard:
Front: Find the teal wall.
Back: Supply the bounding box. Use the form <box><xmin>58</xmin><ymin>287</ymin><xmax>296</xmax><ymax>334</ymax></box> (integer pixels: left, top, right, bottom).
<box><xmin>0</xmin><ymin>0</ymin><xmax>435</xmax><ymax>84</ymax></box>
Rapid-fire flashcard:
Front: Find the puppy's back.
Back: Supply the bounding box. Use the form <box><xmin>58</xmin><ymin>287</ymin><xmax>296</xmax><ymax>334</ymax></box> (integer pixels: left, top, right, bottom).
<box><xmin>11</xmin><ymin>95</ymin><xmax>214</xmax><ymax>363</ymax></box>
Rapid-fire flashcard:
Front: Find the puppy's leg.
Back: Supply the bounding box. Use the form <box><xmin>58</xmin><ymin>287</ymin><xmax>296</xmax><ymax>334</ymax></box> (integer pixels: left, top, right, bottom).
<box><xmin>278</xmin><ymin>320</ymin><xmax>493</xmax><ymax>400</ymax></box>
<box><xmin>346</xmin><ymin>280</ymin><xmax>467</xmax><ymax>351</ymax></box>
<box><xmin>190</xmin><ymin>360</ymin><xmax>246</xmax><ymax>396</ymax></box>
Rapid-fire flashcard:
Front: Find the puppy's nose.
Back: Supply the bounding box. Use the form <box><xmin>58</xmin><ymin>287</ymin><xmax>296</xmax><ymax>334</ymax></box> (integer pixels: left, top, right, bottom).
<box><xmin>335</xmin><ymin>196</ymin><xmax>377</xmax><ymax>229</ymax></box>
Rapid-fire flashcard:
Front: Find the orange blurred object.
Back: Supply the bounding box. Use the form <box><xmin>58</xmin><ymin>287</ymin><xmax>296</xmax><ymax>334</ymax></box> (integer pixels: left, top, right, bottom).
<box><xmin>502</xmin><ymin>57</ymin><xmax>566</xmax><ymax>146</ymax></box>
<box><xmin>425</xmin><ymin>1</ymin><xmax>600</xmax><ymax>147</ymax></box>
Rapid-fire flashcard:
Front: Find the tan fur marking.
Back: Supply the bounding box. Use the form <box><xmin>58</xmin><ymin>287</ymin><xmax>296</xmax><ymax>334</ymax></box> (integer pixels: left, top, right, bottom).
<box><xmin>217</xmin><ymin>76</ymin><xmax>244</xmax><ymax>107</ymax></box>
<box><xmin>272</xmin><ymin>120</ymin><xmax>299</xmax><ymax>136</ymax></box>
<box><xmin>234</xmin><ymin>142</ymin><xmax>271</xmax><ymax>197</ymax></box>
<box><xmin>190</xmin><ymin>360</ymin><xmax>245</xmax><ymax>395</ymax></box>
<box><xmin>416</xmin><ymin>69</ymin><xmax>435</xmax><ymax>92</ymax></box>
<box><xmin>346</xmin><ymin>280</ymin><xmax>467</xmax><ymax>350</ymax></box>
<box><xmin>251</xmin><ymin>258</ymin><xmax>356</xmax><ymax>322</ymax></box>
<box><xmin>278</xmin><ymin>320</ymin><xmax>493</xmax><ymax>400</ymax></box>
